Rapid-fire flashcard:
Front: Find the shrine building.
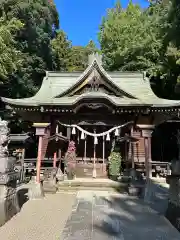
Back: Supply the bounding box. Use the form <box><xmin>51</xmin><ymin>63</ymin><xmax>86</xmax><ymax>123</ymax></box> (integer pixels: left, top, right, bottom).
<box><xmin>2</xmin><ymin>53</ymin><xmax>180</xmax><ymax>179</ymax></box>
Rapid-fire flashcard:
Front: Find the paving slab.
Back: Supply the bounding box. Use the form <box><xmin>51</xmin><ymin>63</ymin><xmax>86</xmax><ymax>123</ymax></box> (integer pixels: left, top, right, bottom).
<box><xmin>0</xmin><ymin>189</ymin><xmax>179</xmax><ymax>240</ymax></box>
<box><xmin>61</xmin><ymin>190</ymin><xmax>180</xmax><ymax>240</ymax></box>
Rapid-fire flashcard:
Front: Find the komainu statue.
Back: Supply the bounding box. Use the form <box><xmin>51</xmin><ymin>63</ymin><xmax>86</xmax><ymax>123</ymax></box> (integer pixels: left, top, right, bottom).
<box><xmin>0</xmin><ymin>120</ymin><xmax>11</xmax><ymax>174</ymax></box>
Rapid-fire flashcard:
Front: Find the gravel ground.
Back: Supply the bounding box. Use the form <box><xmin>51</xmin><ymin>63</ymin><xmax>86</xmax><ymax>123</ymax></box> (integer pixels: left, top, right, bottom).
<box><xmin>0</xmin><ymin>192</ymin><xmax>76</xmax><ymax>240</ymax></box>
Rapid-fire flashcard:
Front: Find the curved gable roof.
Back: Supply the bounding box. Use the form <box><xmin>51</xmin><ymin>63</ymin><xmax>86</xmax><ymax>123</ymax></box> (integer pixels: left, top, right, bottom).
<box><xmin>56</xmin><ymin>59</ymin><xmax>136</xmax><ymax>99</ymax></box>
<box><xmin>2</xmin><ymin>54</ymin><xmax>180</xmax><ymax>108</ymax></box>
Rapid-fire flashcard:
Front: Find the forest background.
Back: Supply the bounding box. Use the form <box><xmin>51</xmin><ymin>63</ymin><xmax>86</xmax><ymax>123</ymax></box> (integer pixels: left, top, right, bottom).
<box><xmin>0</xmin><ymin>0</ymin><xmax>179</xmax><ymax>131</ymax></box>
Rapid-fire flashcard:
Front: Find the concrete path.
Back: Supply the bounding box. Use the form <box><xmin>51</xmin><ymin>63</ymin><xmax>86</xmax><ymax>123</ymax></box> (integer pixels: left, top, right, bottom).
<box><xmin>0</xmin><ymin>190</ymin><xmax>180</xmax><ymax>240</ymax></box>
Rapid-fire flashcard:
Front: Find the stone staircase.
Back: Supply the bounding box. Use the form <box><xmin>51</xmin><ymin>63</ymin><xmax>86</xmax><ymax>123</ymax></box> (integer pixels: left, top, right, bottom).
<box><xmin>57</xmin><ymin>178</ymin><xmax>128</xmax><ymax>193</ymax></box>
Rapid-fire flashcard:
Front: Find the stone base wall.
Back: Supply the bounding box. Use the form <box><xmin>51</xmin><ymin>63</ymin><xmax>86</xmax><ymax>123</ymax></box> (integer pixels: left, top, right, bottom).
<box><xmin>166</xmin><ymin>201</ymin><xmax>180</xmax><ymax>231</ymax></box>
<box><xmin>0</xmin><ymin>185</ymin><xmax>20</xmax><ymax>227</ymax></box>
<box><xmin>166</xmin><ymin>160</ymin><xmax>180</xmax><ymax>232</ymax></box>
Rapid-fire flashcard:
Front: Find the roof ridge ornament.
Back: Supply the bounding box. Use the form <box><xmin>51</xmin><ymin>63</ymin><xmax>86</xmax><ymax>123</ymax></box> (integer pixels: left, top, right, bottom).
<box><xmin>90</xmin><ymin>68</ymin><xmax>101</xmax><ymax>91</ymax></box>
<box><xmin>88</xmin><ymin>53</ymin><xmax>102</xmax><ymax>66</ymax></box>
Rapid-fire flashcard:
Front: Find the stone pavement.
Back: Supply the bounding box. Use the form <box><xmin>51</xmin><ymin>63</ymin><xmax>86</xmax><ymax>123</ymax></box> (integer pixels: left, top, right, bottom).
<box><xmin>0</xmin><ymin>190</ymin><xmax>180</xmax><ymax>240</ymax></box>
<box><xmin>62</xmin><ymin>190</ymin><xmax>180</xmax><ymax>240</ymax></box>
<box><xmin>146</xmin><ymin>180</ymin><xmax>169</xmax><ymax>215</ymax></box>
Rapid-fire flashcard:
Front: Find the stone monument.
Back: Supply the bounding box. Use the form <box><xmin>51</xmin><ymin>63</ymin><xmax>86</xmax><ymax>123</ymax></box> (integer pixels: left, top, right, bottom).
<box><xmin>0</xmin><ymin>120</ymin><xmax>19</xmax><ymax>226</ymax></box>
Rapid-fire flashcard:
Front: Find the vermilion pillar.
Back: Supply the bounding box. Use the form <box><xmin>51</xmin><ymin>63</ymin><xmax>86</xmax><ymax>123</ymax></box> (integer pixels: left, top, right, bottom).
<box><xmin>53</xmin><ymin>125</ymin><xmax>59</xmax><ymax>168</ymax></box>
<box><xmin>36</xmin><ymin>136</ymin><xmax>43</xmax><ymax>183</ymax></box>
<box><xmin>53</xmin><ymin>151</ymin><xmax>57</xmax><ymax>168</ymax></box>
<box><xmin>33</xmin><ymin>123</ymin><xmax>50</xmax><ymax>183</ymax></box>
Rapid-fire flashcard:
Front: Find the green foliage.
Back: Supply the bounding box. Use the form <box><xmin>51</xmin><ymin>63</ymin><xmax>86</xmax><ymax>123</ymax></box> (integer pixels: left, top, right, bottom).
<box><xmin>162</xmin><ymin>0</ymin><xmax>180</xmax><ymax>96</ymax></box>
<box><xmin>98</xmin><ymin>0</ymin><xmax>180</xmax><ymax>98</ymax></box>
<box><xmin>99</xmin><ymin>1</ymin><xmax>164</xmax><ymax>74</ymax></box>
<box><xmin>108</xmin><ymin>152</ymin><xmax>122</xmax><ymax>176</ymax></box>
<box><xmin>51</xmin><ymin>36</ymin><xmax>98</xmax><ymax>72</ymax></box>
<box><xmin>51</xmin><ymin>30</ymin><xmax>72</xmax><ymax>71</ymax></box>
<box><xmin>0</xmin><ymin>0</ymin><xmax>59</xmax><ymax>98</ymax></box>
<box><xmin>0</xmin><ymin>15</ymin><xmax>23</xmax><ymax>80</ymax></box>
<box><xmin>67</xmin><ymin>40</ymin><xmax>98</xmax><ymax>71</ymax></box>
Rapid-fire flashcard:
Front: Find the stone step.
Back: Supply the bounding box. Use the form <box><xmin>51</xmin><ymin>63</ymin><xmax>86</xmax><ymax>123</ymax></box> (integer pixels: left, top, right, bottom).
<box><xmin>57</xmin><ymin>186</ymin><xmax>127</xmax><ymax>193</ymax></box>
<box><xmin>57</xmin><ymin>178</ymin><xmax>128</xmax><ymax>193</ymax></box>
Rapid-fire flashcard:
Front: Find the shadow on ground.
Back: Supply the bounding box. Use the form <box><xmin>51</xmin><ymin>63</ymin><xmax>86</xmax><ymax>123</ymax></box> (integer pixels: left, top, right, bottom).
<box><xmin>17</xmin><ymin>188</ymin><xmax>29</xmax><ymax>209</ymax></box>
<box><xmin>93</xmin><ymin>192</ymin><xmax>179</xmax><ymax>239</ymax></box>
<box><xmin>144</xmin><ymin>183</ymin><xmax>169</xmax><ymax>215</ymax></box>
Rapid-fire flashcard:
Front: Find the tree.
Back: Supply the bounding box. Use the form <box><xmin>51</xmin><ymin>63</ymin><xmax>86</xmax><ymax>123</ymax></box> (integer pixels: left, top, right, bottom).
<box><xmin>0</xmin><ymin>15</ymin><xmax>23</xmax><ymax>81</ymax></box>
<box><xmin>67</xmin><ymin>40</ymin><xmax>98</xmax><ymax>72</ymax></box>
<box><xmin>0</xmin><ymin>0</ymin><xmax>59</xmax><ymax>98</ymax></box>
<box><xmin>99</xmin><ymin>1</ymin><xmax>163</xmax><ymax>73</ymax></box>
<box><xmin>51</xmin><ymin>36</ymin><xmax>98</xmax><ymax>72</ymax></box>
<box><xmin>98</xmin><ymin>0</ymin><xmax>177</xmax><ymax>98</ymax></box>
<box><xmin>51</xmin><ymin>30</ymin><xmax>72</xmax><ymax>71</ymax></box>
<box><xmin>161</xmin><ymin>0</ymin><xmax>180</xmax><ymax>97</ymax></box>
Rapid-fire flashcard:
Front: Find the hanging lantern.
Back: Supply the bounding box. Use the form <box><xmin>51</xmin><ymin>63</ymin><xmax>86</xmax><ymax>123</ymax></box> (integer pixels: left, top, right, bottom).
<box><xmin>94</xmin><ymin>136</ymin><xmax>98</xmax><ymax>145</ymax></box>
<box><xmin>115</xmin><ymin>128</ymin><xmax>119</xmax><ymax>136</ymax></box>
<box><xmin>81</xmin><ymin>131</ymin><xmax>85</xmax><ymax>140</ymax></box>
<box><xmin>72</xmin><ymin>127</ymin><xmax>76</xmax><ymax>135</ymax></box>
<box><xmin>106</xmin><ymin>133</ymin><xmax>110</xmax><ymax>141</ymax></box>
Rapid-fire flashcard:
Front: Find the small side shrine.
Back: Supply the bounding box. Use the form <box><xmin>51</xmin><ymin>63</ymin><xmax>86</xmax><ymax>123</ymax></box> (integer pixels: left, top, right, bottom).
<box><xmin>2</xmin><ymin>53</ymin><xmax>180</xmax><ymax>180</ymax></box>
<box><xmin>9</xmin><ymin>133</ymin><xmax>33</xmax><ymax>155</ymax></box>
<box><xmin>8</xmin><ymin>133</ymin><xmax>34</xmax><ymax>182</ymax></box>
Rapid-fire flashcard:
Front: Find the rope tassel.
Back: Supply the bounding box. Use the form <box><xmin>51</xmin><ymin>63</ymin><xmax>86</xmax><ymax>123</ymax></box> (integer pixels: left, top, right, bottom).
<box><xmin>115</xmin><ymin>128</ymin><xmax>119</xmax><ymax>136</ymax></box>
<box><xmin>106</xmin><ymin>133</ymin><xmax>110</xmax><ymax>141</ymax></box>
<box><xmin>81</xmin><ymin>131</ymin><xmax>85</xmax><ymax>140</ymax></box>
<box><xmin>58</xmin><ymin>121</ymin><xmax>133</xmax><ymax>137</ymax></box>
<box><xmin>72</xmin><ymin>127</ymin><xmax>76</xmax><ymax>135</ymax></box>
<box><xmin>94</xmin><ymin>136</ymin><xmax>98</xmax><ymax>145</ymax></box>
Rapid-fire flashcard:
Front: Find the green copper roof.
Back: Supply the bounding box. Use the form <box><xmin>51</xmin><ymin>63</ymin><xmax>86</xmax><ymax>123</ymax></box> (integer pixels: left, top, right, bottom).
<box><xmin>9</xmin><ymin>134</ymin><xmax>32</xmax><ymax>143</ymax></box>
<box><xmin>2</xmin><ymin>54</ymin><xmax>180</xmax><ymax>108</ymax></box>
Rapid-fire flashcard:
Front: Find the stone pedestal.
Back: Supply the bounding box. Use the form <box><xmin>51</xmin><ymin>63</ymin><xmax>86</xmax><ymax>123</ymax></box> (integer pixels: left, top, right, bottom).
<box><xmin>43</xmin><ymin>179</ymin><xmax>57</xmax><ymax>193</ymax></box>
<box><xmin>166</xmin><ymin>160</ymin><xmax>180</xmax><ymax>231</ymax></box>
<box><xmin>42</xmin><ymin>168</ymin><xmax>57</xmax><ymax>193</ymax></box>
<box><xmin>56</xmin><ymin>167</ymin><xmax>64</xmax><ymax>181</ymax></box>
<box><xmin>128</xmin><ymin>184</ymin><xmax>140</xmax><ymax>196</ymax></box>
<box><xmin>0</xmin><ymin>120</ymin><xmax>20</xmax><ymax>226</ymax></box>
<box><xmin>0</xmin><ymin>173</ymin><xmax>20</xmax><ymax>226</ymax></box>
<box><xmin>144</xmin><ymin>178</ymin><xmax>153</xmax><ymax>203</ymax></box>
<box><xmin>28</xmin><ymin>182</ymin><xmax>44</xmax><ymax>200</ymax></box>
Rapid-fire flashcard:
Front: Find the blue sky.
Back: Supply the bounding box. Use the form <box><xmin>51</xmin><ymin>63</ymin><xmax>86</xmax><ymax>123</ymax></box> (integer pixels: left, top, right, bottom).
<box><xmin>54</xmin><ymin>0</ymin><xmax>149</xmax><ymax>47</ymax></box>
